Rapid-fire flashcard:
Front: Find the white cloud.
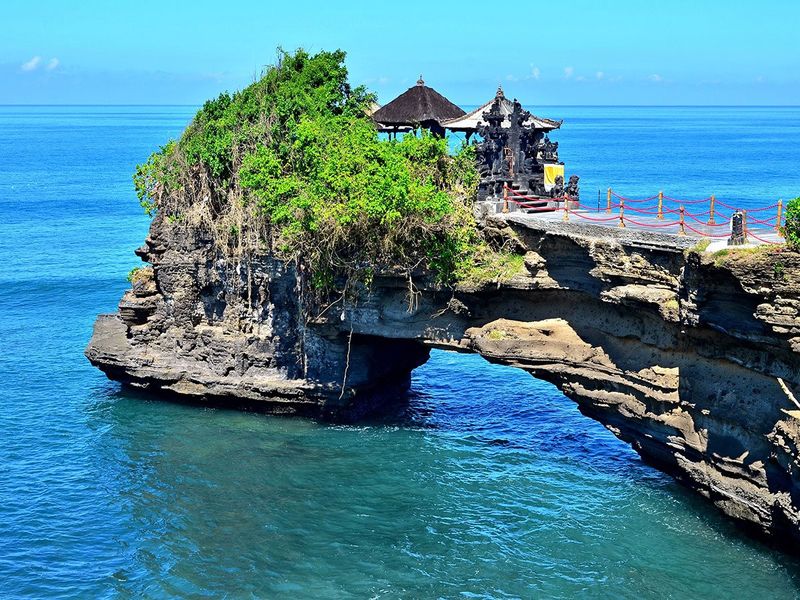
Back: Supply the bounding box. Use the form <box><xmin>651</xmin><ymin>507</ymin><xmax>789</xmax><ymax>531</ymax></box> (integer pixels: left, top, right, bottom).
<box><xmin>364</xmin><ymin>75</ymin><xmax>390</xmax><ymax>85</ymax></box>
<box><xmin>531</xmin><ymin>66</ymin><xmax>541</xmax><ymax>80</ymax></box>
<box><xmin>21</xmin><ymin>56</ymin><xmax>42</xmax><ymax>72</ymax></box>
<box><xmin>596</xmin><ymin>71</ymin><xmax>604</xmax><ymax>80</ymax></box>
<box><xmin>755</xmin><ymin>75</ymin><xmax>765</xmax><ymax>83</ymax></box>
<box><xmin>563</xmin><ymin>66</ymin><xmax>574</xmax><ymax>79</ymax></box>
<box><xmin>46</xmin><ymin>58</ymin><xmax>59</xmax><ymax>71</ymax></box>
<box><xmin>648</xmin><ymin>73</ymin><xmax>663</xmax><ymax>82</ymax></box>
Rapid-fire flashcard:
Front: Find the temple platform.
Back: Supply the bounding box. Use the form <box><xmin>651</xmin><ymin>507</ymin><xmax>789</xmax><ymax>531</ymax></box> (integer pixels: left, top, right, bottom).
<box><xmin>478</xmin><ymin>200</ymin><xmax>785</xmax><ymax>247</ymax></box>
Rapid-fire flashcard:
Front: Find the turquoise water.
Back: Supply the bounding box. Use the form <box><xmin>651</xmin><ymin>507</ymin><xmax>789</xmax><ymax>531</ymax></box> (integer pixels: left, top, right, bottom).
<box><xmin>1</xmin><ymin>106</ymin><xmax>800</xmax><ymax>598</ymax></box>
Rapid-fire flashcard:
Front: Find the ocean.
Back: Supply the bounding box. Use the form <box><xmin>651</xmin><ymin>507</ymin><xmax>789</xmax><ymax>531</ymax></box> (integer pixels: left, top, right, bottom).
<box><xmin>1</xmin><ymin>105</ymin><xmax>799</xmax><ymax>598</ymax></box>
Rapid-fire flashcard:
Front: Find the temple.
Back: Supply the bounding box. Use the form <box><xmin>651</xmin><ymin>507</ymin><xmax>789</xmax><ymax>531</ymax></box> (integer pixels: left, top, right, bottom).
<box><xmin>372</xmin><ymin>82</ymin><xmax>579</xmax><ymax>204</ymax></box>
<box><xmin>371</xmin><ymin>77</ymin><xmax>465</xmax><ymax>138</ymax></box>
<box><xmin>465</xmin><ymin>87</ymin><xmax>578</xmax><ymax>203</ymax></box>
<box><xmin>442</xmin><ymin>86</ymin><xmax>562</xmax><ymax>140</ymax></box>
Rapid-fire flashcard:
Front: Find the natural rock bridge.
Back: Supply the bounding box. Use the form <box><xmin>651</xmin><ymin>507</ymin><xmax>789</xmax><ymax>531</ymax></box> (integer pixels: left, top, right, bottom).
<box><xmin>87</xmin><ymin>212</ymin><xmax>800</xmax><ymax>550</ymax></box>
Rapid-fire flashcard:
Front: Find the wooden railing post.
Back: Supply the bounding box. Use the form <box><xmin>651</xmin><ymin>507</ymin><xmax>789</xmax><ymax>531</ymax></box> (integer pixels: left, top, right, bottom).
<box><xmin>618</xmin><ymin>199</ymin><xmax>626</xmax><ymax>228</ymax></box>
<box><xmin>607</xmin><ymin>188</ymin><xmax>612</xmax><ymax>214</ymax></box>
<box><xmin>708</xmin><ymin>194</ymin><xmax>716</xmax><ymax>225</ymax></box>
<box><xmin>777</xmin><ymin>199</ymin><xmax>784</xmax><ymax>236</ymax></box>
<box><xmin>563</xmin><ymin>196</ymin><xmax>570</xmax><ymax>222</ymax></box>
<box><xmin>502</xmin><ymin>185</ymin><xmax>509</xmax><ymax>213</ymax></box>
<box><xmin>657</xmin><ymin>191</ymin><xmax>664</xmax><ymax>220</ymax></box>
<box><xmin>678</xmin><ymin>205</ymin><xmax>686</xmax><ymax>236</ymax></box>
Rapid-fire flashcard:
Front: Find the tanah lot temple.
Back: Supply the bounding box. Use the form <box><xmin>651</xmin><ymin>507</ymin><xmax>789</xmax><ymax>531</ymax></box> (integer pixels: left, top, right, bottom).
<box><xmin>371</xmin><ymin>77</ymin><xmax>580</xmax><ymax>206</ymax></box>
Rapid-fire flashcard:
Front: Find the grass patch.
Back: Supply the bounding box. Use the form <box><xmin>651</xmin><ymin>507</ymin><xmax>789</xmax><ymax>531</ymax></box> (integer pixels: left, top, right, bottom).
<box><xmin>486</xmin><ymin>329</ymin><xmax>508</xmax><ymax>341</ymax></box>
<box><xmin>710</xmin><ymin>244</ymin><xmax>778</xmax><ymax>266</ymax></box>
<box><xmin>456</xmin><ymin>252</ymin><xmax>525</xmax><ymax>288</ymax></box>
<box><xmin>663</xmin><ymin>298</ymin><xmax>679</xmax><ymax>311</ymax></box>
<box><xmin>685</xmin><ymin>239</ymin><xmax>711</xmax><ymax>256</ymax></box>
<box><xmin>127</xmin><ymin>266</ymin><xmax>153</xmax><ymax>285</ymax></box>
<box><xmin>705</xmin><ymin>244</ymin><xmax>798</xmax><ymax>284</ymax></box>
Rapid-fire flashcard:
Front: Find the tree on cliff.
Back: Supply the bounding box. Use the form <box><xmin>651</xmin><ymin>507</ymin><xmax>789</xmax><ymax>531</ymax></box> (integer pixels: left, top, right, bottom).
<box><xmin>133</xmin><ymin>49</ymin><xmax>514</xmax><ymax>303</ymax></box>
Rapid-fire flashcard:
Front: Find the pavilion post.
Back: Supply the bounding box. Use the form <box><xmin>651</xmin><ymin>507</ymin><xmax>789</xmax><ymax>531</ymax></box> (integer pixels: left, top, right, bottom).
<box><xmin>708</xmin><ymin>195</ymin><xmax>716</xmax><ymax>225</ymax></box>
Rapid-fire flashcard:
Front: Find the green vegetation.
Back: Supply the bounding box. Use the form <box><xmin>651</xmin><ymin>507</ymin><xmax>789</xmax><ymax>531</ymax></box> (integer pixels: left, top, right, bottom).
<box><xmin>709</xmin><ymin>244</ymin><xmax>784</xmax><ymax>271</ymax></box>
<box><xmin>711</xmin><ymin>247</ymin><xmax>731</xmax><ymax>265</ymax></box>
<box><xmin>486</xmin><ymin>328</ymin><xmax>509</xmax><ymax>341</ymax></box>
<box><xmin>783</xmin><ymin>197</ymin><xmax>800</xmax><ymax>248</ymax></box>
<box><xmin>127</xmin><ymin>266</ymin><xmax>153</xmax><ymax>285</ymax></box>
<box><xmin>685</xmin><ymin>239</ymin><xmax>711</xmax><ymax>255</ymax></box>
<box><xmin>133</xmin><ymin>48</ymin><xmax>510</xmax><ymax>302</ymax></box>
<box><xmin>456</xmin><ymin>251</ymin><xmax>525</xmax><ymax>287</ymax></box>
<box><xmin>663</xmin><ymin>298</ymin><xmax>680</xmax><ymax>311</ymax></box>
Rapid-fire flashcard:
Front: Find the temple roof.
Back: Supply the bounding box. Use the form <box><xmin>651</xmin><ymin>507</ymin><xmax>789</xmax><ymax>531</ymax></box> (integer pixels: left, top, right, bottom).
<box><xmin>371</xmin><ymin>77</ymin><xmax>465</xmax><ymax>127</ymax></box>
<box><xmin>441</xmin><ymin>87</ymin><xmax>562</xmax><ymax>133</ymax></box>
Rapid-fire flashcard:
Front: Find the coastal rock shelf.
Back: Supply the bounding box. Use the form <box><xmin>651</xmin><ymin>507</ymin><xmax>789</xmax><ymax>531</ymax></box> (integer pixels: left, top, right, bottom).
<box><xmin>87</xmin><ymin>212</ymin><xmax>800</xmax><ymax>549</ymax></box>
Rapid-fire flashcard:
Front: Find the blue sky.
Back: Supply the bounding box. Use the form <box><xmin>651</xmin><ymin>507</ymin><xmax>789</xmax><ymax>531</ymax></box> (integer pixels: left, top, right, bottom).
<box><xmin>2</xmin><ymin>0</ymin><xmax>798</xmax><ymax>105</ymax></box>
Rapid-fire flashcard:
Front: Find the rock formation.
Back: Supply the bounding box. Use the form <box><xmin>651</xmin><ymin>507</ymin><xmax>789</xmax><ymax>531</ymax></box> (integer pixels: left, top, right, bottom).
<box><xmin>86</xmin><ymin>211</ymin><xmax>800</xmax><ymax>549</ymax></box>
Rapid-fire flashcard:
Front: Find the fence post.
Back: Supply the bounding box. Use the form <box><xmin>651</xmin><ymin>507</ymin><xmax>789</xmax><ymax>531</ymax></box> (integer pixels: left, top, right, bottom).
<box><xmin>658</xmin><ymin>191</ymin><xmax>664</xmax><ymax>220</ymax></box>
<box><xmin>618</xmin><ymin>199</ymin><xmax>626</xmax><ymax>228</ymax></box>
<box><xmin>777</xmin><ymin>199</ymin><xmax>784</xmax><ymax>236</ymax></box>
<box><xmin>563</xmin><ymin>195</ymin><xmax>570</xmax><ymax>222</ymax></box>
<box><xmin>607</xmin><ymin>188</ymin><xmax>612</xmax><ymax>214</ymax></box>
<box><xmin>708</xmin><ymin>194</ymin><xmax>716</xmax><ymax>225</ymax></box>
<box><xmin>678</xmin><ymin>205</ymin><xmax>686</xmax><ymax>236</ymax></box>
<box><xmin>502</xmin><ymin>185</ymin><xmax>509</xmax><ymax>214</ymax></box>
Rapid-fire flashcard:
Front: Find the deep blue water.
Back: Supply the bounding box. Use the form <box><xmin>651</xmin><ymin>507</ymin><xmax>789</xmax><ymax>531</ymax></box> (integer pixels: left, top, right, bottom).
<box><xmin>1</xmin><ymin>105</ymin><xmax>800</xmax><ymax>599</ymax></box>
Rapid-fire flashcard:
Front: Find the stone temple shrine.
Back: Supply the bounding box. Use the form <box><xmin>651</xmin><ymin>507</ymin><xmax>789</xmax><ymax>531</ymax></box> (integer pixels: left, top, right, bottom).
<box><xmin>371</xmin><ymin>81</ymin><xmax>579</xmax><ymax>204</ymax></box>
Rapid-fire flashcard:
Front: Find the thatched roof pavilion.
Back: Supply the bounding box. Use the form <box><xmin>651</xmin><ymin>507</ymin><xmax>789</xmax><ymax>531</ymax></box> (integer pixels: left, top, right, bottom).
<box><xmin>442</xmin><ymin>86</ymin><xmax>562</xmax><ymax>137</ymax></box>
<box><xmin>372</xmin><ymin>77</ymin><xmax>465</xmax><ymax>137</ymax></box>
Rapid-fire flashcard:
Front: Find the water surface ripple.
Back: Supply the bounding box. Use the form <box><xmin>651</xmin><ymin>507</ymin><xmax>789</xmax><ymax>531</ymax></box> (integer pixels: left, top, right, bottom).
<box><xmin>1</xmin><ymin>106</ymin><xmax>799</xmax><ymax>598</ymax></box>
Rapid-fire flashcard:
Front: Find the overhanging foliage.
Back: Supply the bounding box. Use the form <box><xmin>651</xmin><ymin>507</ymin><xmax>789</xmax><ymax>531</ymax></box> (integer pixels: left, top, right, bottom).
<box><xmin>134</xmin><ymin>48</ymin><xmax>514</xmax><ymax>299</ymax></box>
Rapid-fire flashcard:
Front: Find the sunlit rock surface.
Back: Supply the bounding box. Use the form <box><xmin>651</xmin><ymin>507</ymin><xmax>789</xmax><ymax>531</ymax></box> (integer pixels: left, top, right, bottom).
<box><xmin>87</xmin><ymin>211</ymin><xmax>800</xmax><ymax>548</ymax></box>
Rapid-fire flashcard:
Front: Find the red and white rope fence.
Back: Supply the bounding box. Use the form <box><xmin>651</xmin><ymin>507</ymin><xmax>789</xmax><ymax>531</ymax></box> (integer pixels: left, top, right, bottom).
<box><xmin>499</xmin><ymin>185</ymin><xmax>787</xmax><ymax>245</ymax></box>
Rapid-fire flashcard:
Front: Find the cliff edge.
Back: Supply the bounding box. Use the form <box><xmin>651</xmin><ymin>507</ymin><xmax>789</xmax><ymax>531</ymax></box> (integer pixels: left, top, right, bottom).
<box><xmin>87</xmin><ymin>209</ymin><xmax>800</xmax><ymax>549</ymax></box>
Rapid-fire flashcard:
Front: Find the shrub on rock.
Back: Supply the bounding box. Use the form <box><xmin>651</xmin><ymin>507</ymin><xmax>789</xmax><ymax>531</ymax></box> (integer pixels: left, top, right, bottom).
<box><xmin>785</xmin><ymin>197</ymin><xmax>800</xmax><ymax>248</ymax></box>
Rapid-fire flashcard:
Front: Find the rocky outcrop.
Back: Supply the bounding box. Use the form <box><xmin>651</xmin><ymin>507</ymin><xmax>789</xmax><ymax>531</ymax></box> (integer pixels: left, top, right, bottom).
<box><xmin>86</xmin><ymin>216</ymin><xmax>429</xmax><ymax>420</ymax></box>
<box><xmin>86</xmin><ymin>211</ymin><xmax>800</xmax><ymax>549</ymax></box>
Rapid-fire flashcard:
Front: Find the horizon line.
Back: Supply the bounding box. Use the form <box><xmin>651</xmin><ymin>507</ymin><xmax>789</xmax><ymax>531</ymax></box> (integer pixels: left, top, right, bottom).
<box><xmin>2</xmin><ymin>103</ymin><xmax>800</xmax><ymax>108</ymax></box>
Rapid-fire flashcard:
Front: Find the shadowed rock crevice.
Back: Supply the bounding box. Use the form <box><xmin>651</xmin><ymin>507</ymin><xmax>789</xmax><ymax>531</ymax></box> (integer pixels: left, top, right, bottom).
<box><xmin>86</xmin><ymin>213</ymin><xmax>800</xmax><ymax>549</ymax></box>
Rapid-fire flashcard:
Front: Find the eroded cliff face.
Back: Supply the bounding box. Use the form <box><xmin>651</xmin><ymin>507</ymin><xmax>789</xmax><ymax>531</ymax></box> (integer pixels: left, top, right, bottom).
<box><xmin>86</xmin><ymin>212</ymin><xmax>800</xmax><ymax>548</ymax></box>
<box><xmin>86</xmin><ymin>215</ymin><xmax>429</xmax><ymax>420</ymax></box>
